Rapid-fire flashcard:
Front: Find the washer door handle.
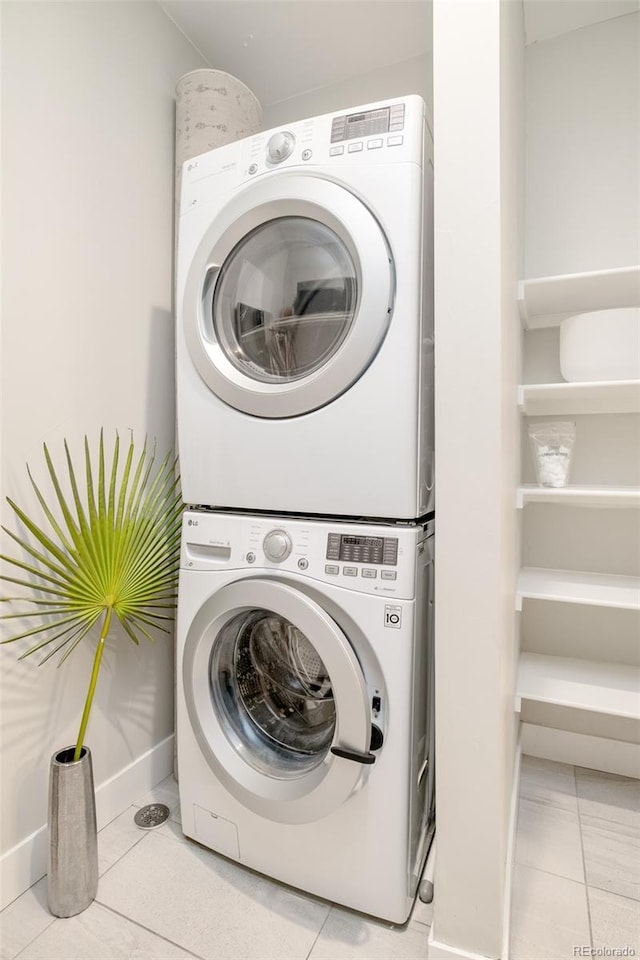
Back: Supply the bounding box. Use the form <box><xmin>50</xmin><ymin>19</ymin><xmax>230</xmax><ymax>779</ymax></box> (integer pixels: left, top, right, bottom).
<box><xmin>330</xmin><ymin>745</ymin><xmax>376</xmax><ymax>765</ymax></box>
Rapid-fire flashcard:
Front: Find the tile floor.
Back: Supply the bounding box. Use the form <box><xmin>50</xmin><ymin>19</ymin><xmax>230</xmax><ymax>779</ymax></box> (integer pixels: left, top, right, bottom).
<box><xmin>510</xmin><ymin>757</ymin><xmax>640</xmax><ymax>959</ymax></box>
<box><xmin>1</xmin><ymin>757</ymin><xmax>638</xmax><ymax>960</ymax></box>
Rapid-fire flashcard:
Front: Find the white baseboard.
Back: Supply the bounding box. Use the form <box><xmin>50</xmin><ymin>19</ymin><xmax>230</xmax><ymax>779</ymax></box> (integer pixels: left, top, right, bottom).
<box><xmin>427</xmin><ymin>926</ymin><xmax>495</xmax><ymax>960</ymax></box>
<box><xmin>521</xmin><ymin>723</ymin><xmax>640</xmax><ymax>779</ymax></box>
<box><xmin>0</xmin><ymin>734</ymin><xmax>175</xmax><ymax>911</ymax></box>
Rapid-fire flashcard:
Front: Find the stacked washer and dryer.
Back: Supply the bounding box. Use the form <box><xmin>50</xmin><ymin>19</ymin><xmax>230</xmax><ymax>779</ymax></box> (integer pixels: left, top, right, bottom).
<box><xmin>175</xmin><ymin>95</ymin><xmax>435</xmax><ymax>924</ymax></box>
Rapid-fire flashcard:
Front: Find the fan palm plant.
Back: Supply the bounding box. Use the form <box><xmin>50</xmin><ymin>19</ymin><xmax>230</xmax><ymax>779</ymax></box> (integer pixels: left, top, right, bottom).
<box><xmin>1</xmin><ymin>431</ymin><xmax>183</xmax><ymax>761</ymax></box>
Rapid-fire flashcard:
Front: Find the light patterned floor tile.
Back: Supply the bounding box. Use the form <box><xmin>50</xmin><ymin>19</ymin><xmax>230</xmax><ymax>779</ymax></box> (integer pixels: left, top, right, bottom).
<box><xmin>519</xmin><ymin>756</ymin><xmax>578</xmax><ymax>812</ymax></box>
<box><xmin>97</xmin><ymin>806</ymin><xmax>148</xmax><ymax>875</ymax></box>
<box><xmin>0</xmin><ymin>878</ymin><xmax>54</xmax><ymax>960</ymax></box>
<box><xmin>581</xmin><ymin>813</ymin><xmax>640</xmax><ymax>901</ymax></box>
<box><xmin>308</xmin><ymin>905</ymin><xmax>428</xmax><ymax>960</ymax></box>
<box><xmin>16</xmin><ymin>901</ymin><xmax>197</xmax><ymax>960</ymax></box>
<box><xmin>514</xmin><ymin>797</ymin><xmax>584</xmax><ymax>882</ymax></box>
<box><xmin>575</xmin><ymin>766</ymin><xmax>640</xmax><ymax>827</ymax></box>
<box><xmin>510</xmin><ymin>863</ymin><xmax>590</xmax><ymax>960</ymax></box>
<box><xmin>588</xmin><ymin>886</ymin><xmax>640</xmax><ymax>951</ymax></box>
<box><xmin>96</xmin><ymin>827</ymin><xmax>330</xmax><ymax>959</ymax></box>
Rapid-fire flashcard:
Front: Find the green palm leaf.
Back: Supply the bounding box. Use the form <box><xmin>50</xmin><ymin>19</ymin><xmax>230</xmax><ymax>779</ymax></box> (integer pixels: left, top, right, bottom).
<box><xmin>1</xmin><ymin>431</ymin><xmax>182</xmax><ymax>760</ymax></box>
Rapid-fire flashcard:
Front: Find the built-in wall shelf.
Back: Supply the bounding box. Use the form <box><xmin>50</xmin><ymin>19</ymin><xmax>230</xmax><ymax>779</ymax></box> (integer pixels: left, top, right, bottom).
<box><xmin>518</xmin><ymin>265</ymin><xmax>640</xmax><ymax>330</ymax></box>
<box><xmin>516</xmin><ymin>652</ymin><xmax>640</xmax><ymax>720</ymax></box>
<box><xmin>516</xmin><ymin>567</ymin><xmax>640</xmax><ymax>611</ymax></box>
<box><xmin>517</xmin><ymin>485</ymin><xmax>640</xmax><ymax>509</ymax></box>
<box><xmin>518</xmin><ymin>380</ymin><xmax>640</xmax><ymax>416</ymax></box>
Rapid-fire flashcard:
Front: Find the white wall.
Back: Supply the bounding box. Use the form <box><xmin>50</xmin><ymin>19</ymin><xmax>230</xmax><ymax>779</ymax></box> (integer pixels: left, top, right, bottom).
<box><xmin>262</xmin><ymin>53</ymin><xmax>432</xmax><ymax>131</ymax></box>
<box><xmin>525</xmin><ymin>11</ymin><xmax>640</xmax><ymax>277</ymax></box>
<box><xmin>0</xmin><ymin>0</ymin><xmax>207</xmax><ymax>906</ymax></box>
<box><xmin>430</xmin><ymin>1</ymin><xmax>523</xmax><ymax>957</ymax></box>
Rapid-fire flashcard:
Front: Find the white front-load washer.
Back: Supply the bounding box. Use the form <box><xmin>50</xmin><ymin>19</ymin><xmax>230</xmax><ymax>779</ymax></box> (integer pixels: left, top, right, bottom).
<box><xmin>176</xmin><ymin>95</ymin><xmax>433</xmax><ymax>520</ymax></box>
<box><xmin>176</xmin><ymin>509</ymin><xmax>435</xmax><ymax>923</ymax></box>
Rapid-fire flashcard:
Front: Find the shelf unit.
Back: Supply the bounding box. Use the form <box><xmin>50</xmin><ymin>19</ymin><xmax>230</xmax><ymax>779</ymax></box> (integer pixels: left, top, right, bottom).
<box><xmin>517</xmin><ymin>567</ymin><xmax>640</xmax><ymax>611</ymax></box>
<box><xmin>517</xmin><ymin>265</ymin><xmax>640</xmax><ymax>745</ymax></box>
<box><xmin>517</xmin><ymin>484</ymin><xmax>640</xmax><ymax>509</ymax></box>
<box><xmin>517</xmin><ymin>264</ymin><xmax>640</xmax><ymax>329</ymax></box>
<box><xmin>518</xmin><ymin>379</ymin><xmax>640</xmax><ymax>416</ymax></box>
<box><xmin>516</xmin><ymin>653</ymin><xmax>640</xmax><ymax>720</ymax></box>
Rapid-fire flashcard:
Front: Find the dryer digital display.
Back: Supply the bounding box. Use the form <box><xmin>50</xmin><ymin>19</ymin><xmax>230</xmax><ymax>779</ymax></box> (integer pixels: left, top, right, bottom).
<box><xmin>326</xmin><ymin>533</ymin><xmax>398</xmax><ymax>566</ymax></box>
<box><xmin>330</xmin><ymin>104</ymin><xmax>405</xmax><ymax>143</ymax></box>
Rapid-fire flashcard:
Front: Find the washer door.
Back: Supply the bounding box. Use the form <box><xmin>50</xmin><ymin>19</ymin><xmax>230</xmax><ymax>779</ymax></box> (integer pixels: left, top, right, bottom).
<box><xmin>182</xmin><ymin>174</ymin><xmax>394</xmax><ymax>418</ymax></box>
<box><xmin>182</xmin><ymin>578</ymin><xmax>372</xmax><ymax>824</ymax></box>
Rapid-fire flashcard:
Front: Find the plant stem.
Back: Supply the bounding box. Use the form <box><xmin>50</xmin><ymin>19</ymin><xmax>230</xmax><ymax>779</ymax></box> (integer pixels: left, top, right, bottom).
<box><xmin>73</xmin><ymin>607</ymin><xmax>112</xmax><ymax>762</ymax></box>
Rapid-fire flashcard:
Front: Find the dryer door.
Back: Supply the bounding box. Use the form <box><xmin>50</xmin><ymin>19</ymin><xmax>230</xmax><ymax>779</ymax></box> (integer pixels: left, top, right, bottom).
<box><xmin>182</xmin><ymin>174</ymin><xmax>394</xmax><ymax>418</ymax></box>
<box><xmin>182</xmin><ymin>578</ymin><xmax>372</xmax><ymax>824</ymax></box>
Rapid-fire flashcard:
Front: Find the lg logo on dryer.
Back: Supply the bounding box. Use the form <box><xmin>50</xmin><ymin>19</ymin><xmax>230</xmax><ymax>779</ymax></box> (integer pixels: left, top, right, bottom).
<box><xmin>384</xmin><ymin>605</ymin><xmax>402</xmax><ymax>629</ymax></box>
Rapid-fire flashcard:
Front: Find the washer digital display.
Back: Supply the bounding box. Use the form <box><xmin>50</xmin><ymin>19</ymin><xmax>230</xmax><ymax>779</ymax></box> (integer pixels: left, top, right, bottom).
<box><xmin>325</xmin><ymin>533</ymin><xmax>398</xmax><ymax>566</ymax></box>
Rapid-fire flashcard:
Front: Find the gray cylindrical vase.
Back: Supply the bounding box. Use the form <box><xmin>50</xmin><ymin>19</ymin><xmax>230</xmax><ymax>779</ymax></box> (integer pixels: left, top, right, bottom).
<box><xmin>48</xmin><ymin>746</ymin><xmax>98</xmax><ymax>918</ymax></box>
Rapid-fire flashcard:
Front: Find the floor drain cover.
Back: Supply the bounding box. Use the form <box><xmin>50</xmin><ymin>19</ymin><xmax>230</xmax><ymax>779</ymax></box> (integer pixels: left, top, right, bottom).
<box><xmin>134</xmin><ymin>803</ymin><xmax>170</xmax><ymax>829</ymax></box>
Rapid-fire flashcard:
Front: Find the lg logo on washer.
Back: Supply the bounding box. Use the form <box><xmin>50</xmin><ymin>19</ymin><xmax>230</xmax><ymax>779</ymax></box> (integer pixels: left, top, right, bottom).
<box><xmin>384</xmin><ymin>605</ymin><xmax>402</xmax><ymax>629</ymax></box>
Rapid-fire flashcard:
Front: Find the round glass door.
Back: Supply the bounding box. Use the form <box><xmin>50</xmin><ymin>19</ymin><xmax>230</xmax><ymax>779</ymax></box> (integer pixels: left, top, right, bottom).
<box><xmin>211</xmin><ymin>608</ymin><xmax>336</xmax><ymax>778</ymax></box>
<box><xmin>182</xmin><ymin>174</ymin><xmax>394</xmax><ymax>418</ymax></box>
<box><xmin>182</xmin><ymin>578</ymin><xmax>371</xmax><ymax>824</ymax></box>
<box><xmin>213</xmin><ymin>217</ymin><xmax>357</xmax><ymax>383</ymax></box>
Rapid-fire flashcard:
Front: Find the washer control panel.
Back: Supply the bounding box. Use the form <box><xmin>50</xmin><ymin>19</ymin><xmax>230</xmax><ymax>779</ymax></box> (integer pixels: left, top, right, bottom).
<box><xmin>180</xmin><ymin>510</ymin><xmax>431</xmax><ymax>600</ymax></box>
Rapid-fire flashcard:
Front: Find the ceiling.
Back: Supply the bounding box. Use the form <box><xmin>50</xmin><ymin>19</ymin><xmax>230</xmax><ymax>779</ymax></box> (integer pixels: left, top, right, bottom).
<box><xmin>160</xmin><ymin>0</ymin><xmax>639</xmax><ymax>106</ymax></box>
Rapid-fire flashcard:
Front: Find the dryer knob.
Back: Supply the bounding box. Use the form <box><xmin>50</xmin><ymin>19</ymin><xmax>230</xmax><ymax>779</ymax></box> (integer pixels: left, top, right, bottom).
<box><xmin>267</xmin><ymin>131</ymin><xmax>295</xmax><ymax>164</ymax></box>
<box><xmin>263</xmin><ymin>529</ymin><xmax>292</xmax><ymax>563</ymax></box>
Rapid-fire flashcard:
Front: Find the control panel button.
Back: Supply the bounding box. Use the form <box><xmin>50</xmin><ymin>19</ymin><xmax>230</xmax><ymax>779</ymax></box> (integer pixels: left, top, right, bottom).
<box><xmin>302</xmin><ymin>149</ymin><xmax>312</xmax><ymax>161</ymax></box>
<box><xmin>297</xmin><ymin>558</ymin><xmax>309</xmax><ymax>570</ymax></box>
<box><xmin>329</xmin><ymin>146</ymin><xmax>344</xmax><ymax>157</ymax></box>
<box><xmin>347</xmin><ymin>142</ymin><xmax>363</xmax><ymax>153</ymax></box>
<box><xmin>263</xmin><ymin>529</ymin><xmax>292</xmax><ymax>563</ymax></box>
<box><xmin>248</xmin><ymin>163</ymin><xmax>258</xmax><ymax>174</ymax></box>
<box><xmin>343</xmin><ymin>566</ymin><xmax>358</xmax><ymax>577</ymax></box>
<box><xmin>362</xmin><ymin>568</ymin><xmax>377</xmax><ymax>579</ymax></box>
<box><xmin>246</xmin><ymin>552</ymin><xmax>256</xmax><ymax>564</ymax></box>
<box><xmin>267</xmin><ymin>131</ymin><xmax>295</xmax><ymax>164</ymax></box>
<box><xmin>367</xmin><ymin>138</ymin><xmax>383</xmax><ymax>150</ymax></box>
<box><xmin>381</xmin><ymin>570</ymin><xmax>397</xmax><ymax>580</ymax></box>
<box><xmin>325</xmin><ymin>564</ymin><xmax>339</xmax><ymax>575</ymax></box>
<box><xmin>387</xmin><ymin>136</ymin><xmax>404</xmax><ymax>147</ymax></box>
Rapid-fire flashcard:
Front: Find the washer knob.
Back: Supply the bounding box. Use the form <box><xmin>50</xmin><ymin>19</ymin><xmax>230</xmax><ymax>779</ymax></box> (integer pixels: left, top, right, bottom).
<box><xmin>267</xmin><ymin>131</ymin><xmax>295</xmax><ymax>164</ymax></box>
<box><xmin>263</xmin><ymin>529</ymin><xmax>292</xmax><ymax>563</ymax></box>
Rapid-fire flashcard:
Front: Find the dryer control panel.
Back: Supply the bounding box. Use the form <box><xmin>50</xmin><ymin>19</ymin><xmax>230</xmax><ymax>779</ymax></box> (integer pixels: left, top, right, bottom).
<box><xmin>180</xmin><ymin>95</ymin><xmax>426</xmax><ymax>208</ymax></box>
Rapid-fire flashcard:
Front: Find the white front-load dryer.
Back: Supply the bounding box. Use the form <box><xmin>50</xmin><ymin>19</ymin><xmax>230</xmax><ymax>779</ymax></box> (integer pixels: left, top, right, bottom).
<box><xmin>176</xmin><ymin>95</ymin><xmax>434</xmax><ymax>520</ymax></box>
<box><xmin>176</xmin><ymin>509</ymin><xmax>435</xmax><ymax>923</ymax></box>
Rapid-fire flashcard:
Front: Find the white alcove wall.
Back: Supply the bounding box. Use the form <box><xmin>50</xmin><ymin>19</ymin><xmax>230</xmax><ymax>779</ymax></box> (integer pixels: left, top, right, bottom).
<box><xmin>0</xmin><ymin>0</ymin><xmax>208</xmax><ymax>908</ymax></box>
